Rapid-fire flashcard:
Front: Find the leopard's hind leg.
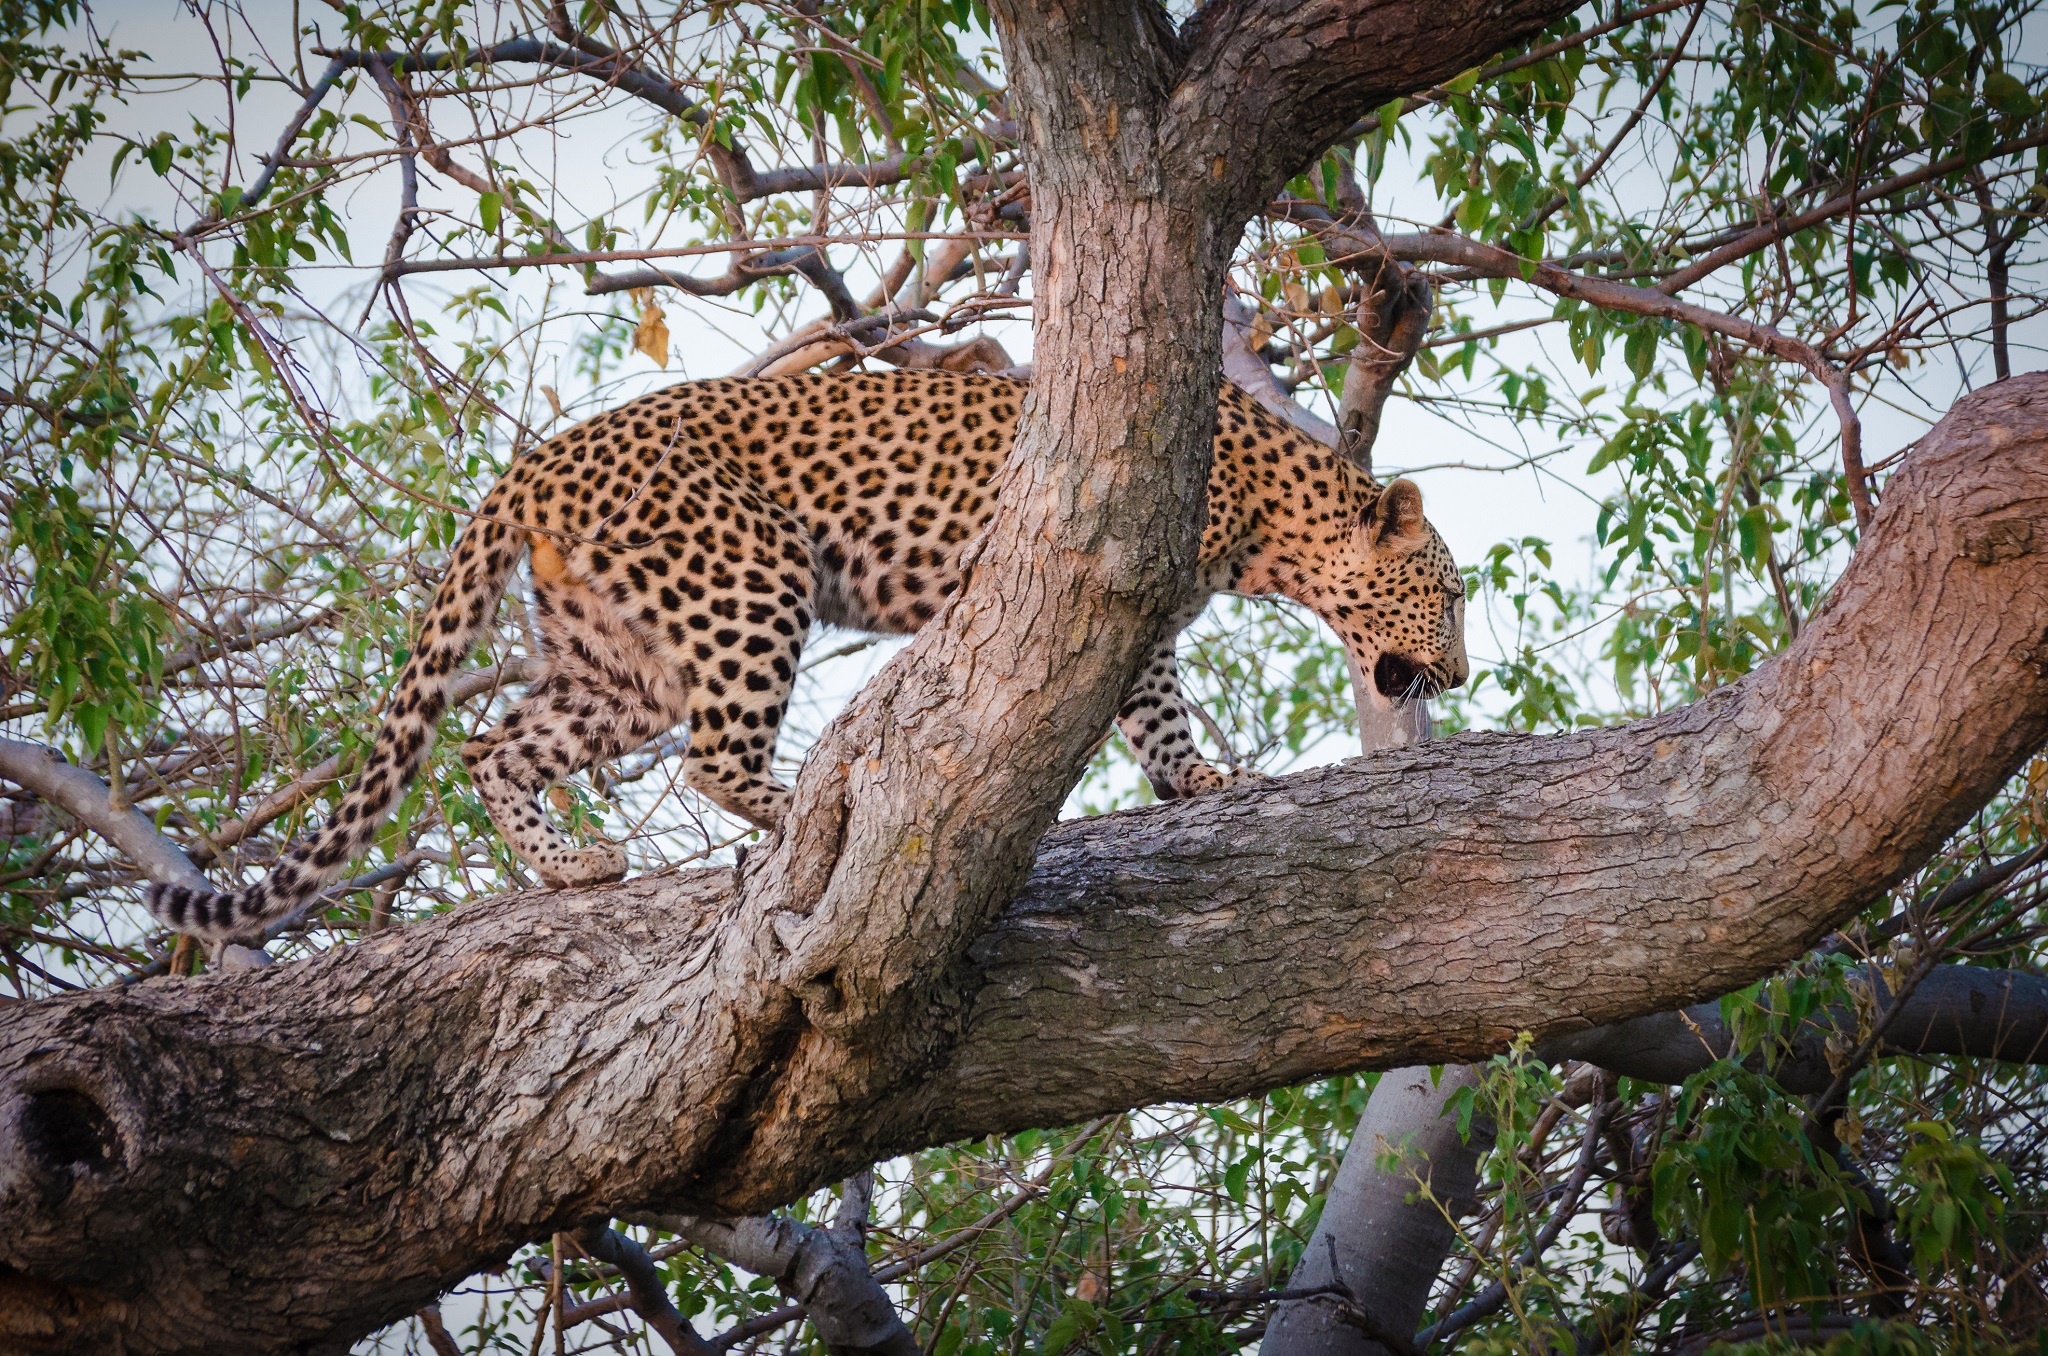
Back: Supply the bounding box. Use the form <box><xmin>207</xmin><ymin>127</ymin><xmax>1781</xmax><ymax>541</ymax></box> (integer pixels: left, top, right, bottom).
<box><xmin>567</xmin><ymin>519</ymin><xmax>816</xmax><ymax>832</ymax></box>
<box><xmin>461</xmin><ymin>545</ymin><xmax>680</xmax><ymax>888</ymax></box>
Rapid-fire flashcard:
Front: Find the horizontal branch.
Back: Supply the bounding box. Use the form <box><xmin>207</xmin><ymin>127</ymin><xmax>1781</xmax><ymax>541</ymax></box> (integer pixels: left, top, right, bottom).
<box><xmin>1281</xmin><ymin>203</ymin><xmax>1873</xmax><ymax>525</ymax></box>
<box><xmin>1544</xmin><ymin>964</ymin><xmax>2048</xmax><ymax>1092</ymax></box>
<box><xmin>379</xmin><ymin>232</ymin><xmax>1019</xmax><ymax>285</ymax></box>
<box><xmin>318</xmin><ymin>36</ymin><xmax>1002</xmax><ymax>208</ymax></box>
<box><xmin>316</xmin><ymin>38</ymin><xmax>707</xmax><ymax>124</ymax></box>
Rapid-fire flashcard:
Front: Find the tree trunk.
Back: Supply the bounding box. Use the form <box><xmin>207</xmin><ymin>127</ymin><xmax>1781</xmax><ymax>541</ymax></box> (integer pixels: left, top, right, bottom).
<box><xmin>1261</xmin><ymin>1065</ymin><xmax>1483</xmax><ymax>1354</ymax></box>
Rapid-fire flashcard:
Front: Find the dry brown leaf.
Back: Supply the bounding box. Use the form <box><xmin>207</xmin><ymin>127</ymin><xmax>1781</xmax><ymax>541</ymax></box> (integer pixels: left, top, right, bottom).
<box><xmin>632</xmin><ymin>290</ymin><xmax>670</xmax><ymax>369</ymax></box>
<box><xmin>540</xmin><ymin>384</ymin><xmax>565</xmax><ymax>422</ymax></box>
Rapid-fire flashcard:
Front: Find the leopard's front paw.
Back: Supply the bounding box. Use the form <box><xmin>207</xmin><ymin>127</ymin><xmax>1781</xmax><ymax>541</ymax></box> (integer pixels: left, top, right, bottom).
<box><xmin>1220</xmin><ymin>766</ymin><xmax>1273</xmax><ymax>791</ymax></box>
<box><xmin>539</xmin><ymin>842</ymin><xmax>630</xmax><ymax>889</ymax></box>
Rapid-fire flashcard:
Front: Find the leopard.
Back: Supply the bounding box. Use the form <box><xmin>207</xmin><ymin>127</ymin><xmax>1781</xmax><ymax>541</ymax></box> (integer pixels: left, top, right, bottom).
<box><xmin>146</xmin><ymin>369</ymin><xmax>1468</xmax><ymax>941</ymax></box>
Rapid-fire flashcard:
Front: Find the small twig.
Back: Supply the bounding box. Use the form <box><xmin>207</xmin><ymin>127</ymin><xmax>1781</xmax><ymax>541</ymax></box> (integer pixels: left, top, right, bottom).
<box><xmin>1417</xmin><ymin>1094</ymin><xmax>1616</xmax><ymax>1347</ymax></box>
<box><xmin>576</xmin><ymin>1226</ymin><xmax>714</xmax><ymax>1356</ymax></box>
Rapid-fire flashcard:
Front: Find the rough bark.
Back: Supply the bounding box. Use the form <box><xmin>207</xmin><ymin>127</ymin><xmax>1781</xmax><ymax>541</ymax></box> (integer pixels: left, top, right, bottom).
<box><xmin>710</xmin><ymin>0</ymin><xmax>1578</xmax><ymax>1230</ymax></box>
<box><xmin>4</xmin><ymin>374</ymin><xmax>2046</xmax><ymax>1352</ymax></box>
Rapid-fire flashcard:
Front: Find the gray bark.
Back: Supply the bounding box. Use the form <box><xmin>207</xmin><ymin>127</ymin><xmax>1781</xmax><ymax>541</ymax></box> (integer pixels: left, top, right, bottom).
<box><xmin>1260</xmin><ymin>1065</ymin><xmax>1483</xmax><ymax>1354</ymax></box>
<box><xmin>1266</xmin><ymin>960</ymin><xmax>2048</xmax><ymax>1354</ymax></box>
<box><xmin>1333</xmin><ymin>258</ymin><xmax>1433</xmax><ymax>478</ymax></box>
<box><xmin>0</xmin><ymin>739</ymin><xmax>210</xmax><ymax>892</ymax></box>
<box><xmin>1545</xmin><ymin>962</ymin><xmax>2048</xmax><ymax>1092</ymax></box>
<box><xmin>658</xmin><ymin>1209</ymin><xmax>917</xmax><ymax>1355</ymax></box>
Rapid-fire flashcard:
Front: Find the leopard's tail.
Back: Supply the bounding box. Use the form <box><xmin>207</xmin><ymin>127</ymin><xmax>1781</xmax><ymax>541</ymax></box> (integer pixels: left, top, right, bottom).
<box><xmin>145</xmin><ymin>483</ymin><xmax>526</xmax><ymax>942</ymax></box>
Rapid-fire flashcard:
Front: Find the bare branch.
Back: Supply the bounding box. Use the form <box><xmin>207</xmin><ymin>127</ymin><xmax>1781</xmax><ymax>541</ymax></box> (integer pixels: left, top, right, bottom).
<box><xmin>1658</xmin><ymin>126</ymin><xmax>2048</xmax><ymax>295</ymax></box>
<box><xmin>1281</xmin><ymin>204</ymin><xmax>1873</xmax><ymax>527</ymax></box>
<box><xmin>659</xmin><ymin>1210</ymin><xmax>918</xmax><ymax>1355</ymax></box>
<box><xmin>574</xmin><ymin>1227</ymin><xmax>715</xmax><ymax>1356</ymax></box>
<box><xmin>0</xmin><ymin>740</ymin><xmax>209</xmax><ymax>892</ymax></box>
<box><xmin>315</xmin><ymin>38</ymin><xmax>707</xmax><ymax>125</ymax></box>
<box><xmin>1542</xmin><ymin>964</ymin><xmax>2048</xmax><ymax>1093</ymax></box>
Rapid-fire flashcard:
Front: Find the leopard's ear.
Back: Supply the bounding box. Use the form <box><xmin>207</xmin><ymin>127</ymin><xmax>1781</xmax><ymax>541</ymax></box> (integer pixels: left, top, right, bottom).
<box><xmin>1368</xmin><ymin>478</ymin><xmax>1427</xmax><ymax>552</ymax></box>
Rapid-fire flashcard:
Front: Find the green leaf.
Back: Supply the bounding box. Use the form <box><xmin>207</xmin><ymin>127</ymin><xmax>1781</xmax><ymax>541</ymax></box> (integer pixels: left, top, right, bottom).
<box><xmin>1442</xmin><ymin>66</ymin><xmax>1482</xmax><ymax>96</ymax></box>
<box><xmin>478</xmin><ymin>192</ymin><xmax>503</xmax><ymax>234</ymax></box>
<box><xmin>1224</xmin><ymin>1155</ymin><xmax>1252</xmax><ymax>1204</ymax></box>
<box><xmin>1984</xmin><ymin>70</ymin><xmax>2035</xmax><ymax>117</ymax></box>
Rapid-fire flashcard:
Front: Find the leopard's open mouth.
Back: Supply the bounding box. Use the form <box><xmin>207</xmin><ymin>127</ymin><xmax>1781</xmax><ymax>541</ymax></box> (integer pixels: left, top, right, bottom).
<box><xmin>1373</xmin><ymin>652</ymin><xmax>1457</xmax><ymax>702</ymax></box>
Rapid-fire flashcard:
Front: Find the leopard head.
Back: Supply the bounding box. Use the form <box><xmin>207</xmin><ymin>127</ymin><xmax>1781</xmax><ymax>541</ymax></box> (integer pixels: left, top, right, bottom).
<box><xmin>1310</xmin><ymin>477</ymin><xmax>1469</xmax><ymax>729</ymax></box>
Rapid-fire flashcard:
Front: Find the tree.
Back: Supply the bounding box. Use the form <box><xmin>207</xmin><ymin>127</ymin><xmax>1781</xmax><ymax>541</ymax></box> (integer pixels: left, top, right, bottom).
<box><xmin>2</xmin><ymin>2</ymin><xmax>2046</xmax><ymax>1352</ymax></box>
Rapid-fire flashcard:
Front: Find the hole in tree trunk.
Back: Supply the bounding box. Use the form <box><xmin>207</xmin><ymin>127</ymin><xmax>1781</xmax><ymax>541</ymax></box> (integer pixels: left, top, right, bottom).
<box><xmin>21</xmin><ymin>1088</ymin><xmax>120</xmax><ymax>1174</ymax></box>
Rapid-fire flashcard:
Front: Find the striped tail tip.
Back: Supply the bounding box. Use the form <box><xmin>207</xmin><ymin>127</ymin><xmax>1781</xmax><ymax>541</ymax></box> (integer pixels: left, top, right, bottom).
<box><xmin>144</xmin><ymin>880</ymin><xmax>261</xmax><ymax>942</ymax></box>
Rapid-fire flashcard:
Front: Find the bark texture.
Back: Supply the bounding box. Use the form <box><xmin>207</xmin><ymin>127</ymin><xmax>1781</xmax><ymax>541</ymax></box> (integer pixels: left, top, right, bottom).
<box><xmin>3</xmin><ymin>374</ymin><xmax>2047</xmax><ymax>1352</ymax></box>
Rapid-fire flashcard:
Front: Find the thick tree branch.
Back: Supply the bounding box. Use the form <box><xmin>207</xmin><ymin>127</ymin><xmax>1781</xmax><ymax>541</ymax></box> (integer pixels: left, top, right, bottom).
<box><xmin>1333</xmin><ymin>0</ymin><xmax>1697</xmax><ymax>143</ymax></box>
<box><xmin>1165</xmin><ymin>0</ymin><xmax>1582</xmax><ymax>221</ymax></box>
<box><xmin>1545</xmin><ymin>963</ymin><xmax>2048</xmax><ymax>1092</ymax></box>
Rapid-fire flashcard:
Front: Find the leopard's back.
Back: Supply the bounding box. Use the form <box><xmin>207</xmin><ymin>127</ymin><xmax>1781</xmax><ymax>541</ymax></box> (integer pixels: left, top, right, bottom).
<box><xmin>505</xmin><ymin>370</ymin><xmax>1031</xmax><ymax>634</ymax></box>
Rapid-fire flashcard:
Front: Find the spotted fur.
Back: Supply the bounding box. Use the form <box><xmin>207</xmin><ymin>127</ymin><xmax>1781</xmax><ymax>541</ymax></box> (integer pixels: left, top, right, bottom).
<box><xmin>145</xmin><ymin>370</ymin><xmax>1467</xmax><ymax>940</ymax></box>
